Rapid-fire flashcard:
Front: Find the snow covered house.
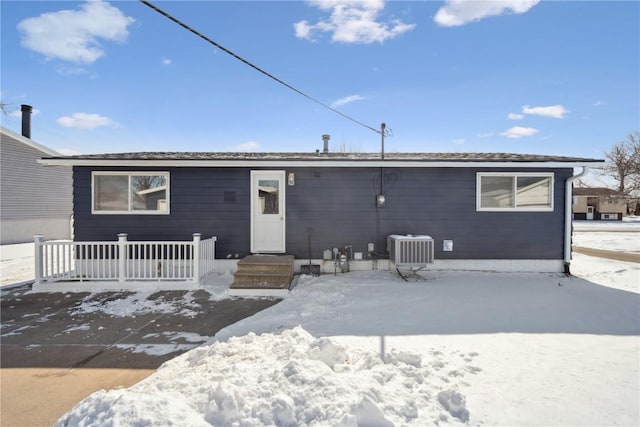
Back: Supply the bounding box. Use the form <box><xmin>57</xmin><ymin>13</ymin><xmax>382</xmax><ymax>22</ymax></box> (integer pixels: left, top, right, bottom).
<box><xmin>0</xmin><ymin>106</ymin><xmax>72</xmax><ymax>244</ymax></box>
<box><xmin>38</xmin><ymin>147</ymin><xmax>603</xmax><ymax>278</ymax></box>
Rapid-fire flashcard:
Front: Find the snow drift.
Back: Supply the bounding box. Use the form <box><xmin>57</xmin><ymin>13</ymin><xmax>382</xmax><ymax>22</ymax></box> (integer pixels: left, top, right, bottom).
<box><xmin>56</xmin><ymin>326</ymin><xmax>471</xmax><ymax>426</ymax></box>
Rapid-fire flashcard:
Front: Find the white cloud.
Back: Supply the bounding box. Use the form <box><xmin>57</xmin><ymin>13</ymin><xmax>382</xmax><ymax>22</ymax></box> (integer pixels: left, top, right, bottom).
<box><xmin>452</xmin><ymin>138</ymin><xmax>466</xmax><ymax>145</ymax></box>
<box><xmin>500</xmin><ymin>126</ymin><xmax>539</xmax><ymax>139</ymax></box>
<box><xmin>476</xmin><ymin>132</ymin><xmax>494</xmax><ymax>138</ymax></box>
<box><xmin>294</xmin><ymin>0</ymin><xmax>415</xmax><ymax>44</ymax></box>
<box><xmin>57</xmin><ymin>112</ymin><xmax>119</xmax><ymax>129</ymax></box>
<box><xmin>230</xmin><ymin>141</ymin><xmax>260</xmax><ymax>151</ymax></box>
<box><xmin>10</xmin><ymin>108</ymin><xmax>40</xmax><ymax>118</ymax></box>
<box><xmin>17</xmin><ymin>0</ymin><xmax>135</xmax><ymax>64</ymax></box>
<box><xmin>294</xmin><ymin>21</ymin><xmax>313</xmax><ymax>39</ymax></box>
<box><xmin>161</xmin><ymin>58</ymin><xmax>172</xmax><ymax>66</ymax></box>
<box><xmin>434</xmin><ymin>0</ymin><xmax>540</xmax><ymax>27</ymax></box>
<box><xmin>522</xmin><ymin>104</ymin><xmax>568</xmax><ymax>119</ymax></box>
<box><xmin>508</xmin><ymin>113</ymin><xmax>524</xmax><ymax>120</ymax></box>
<box><xmin>592</xmin><ymin>100</ymin><xmax>605</xmax><ymax>107</ymax></box>
<box><xmin>331</xmin><ymin>94</ymin><xmax>365</xmax><ymax>108</ymax></box>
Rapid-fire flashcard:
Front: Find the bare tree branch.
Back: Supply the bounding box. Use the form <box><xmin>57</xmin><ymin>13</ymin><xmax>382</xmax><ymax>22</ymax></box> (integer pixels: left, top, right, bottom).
<box><xmin>604</xmin><ymin>131</ymin><xmax>640</xmax><ymax>194</ymax></box>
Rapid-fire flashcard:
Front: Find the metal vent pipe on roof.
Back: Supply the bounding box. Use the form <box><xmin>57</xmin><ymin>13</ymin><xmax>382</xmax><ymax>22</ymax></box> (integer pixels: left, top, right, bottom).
<box><xmin>322</xmin><ymin>134</ymin><xmax>330</xmax><ymax>153</ymax></box>
<box><xmin>21</xmin><ymin>104</ymin><xmax>33</xmax><ymax>139</ymax></box>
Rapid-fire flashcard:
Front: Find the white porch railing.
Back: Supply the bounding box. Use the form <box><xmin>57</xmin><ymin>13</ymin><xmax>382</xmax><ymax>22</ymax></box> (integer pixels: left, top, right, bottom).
<box><xmin>34</xmin><ymin>233</ymin><xmax>216</xmax><ymax>286</ymax></box>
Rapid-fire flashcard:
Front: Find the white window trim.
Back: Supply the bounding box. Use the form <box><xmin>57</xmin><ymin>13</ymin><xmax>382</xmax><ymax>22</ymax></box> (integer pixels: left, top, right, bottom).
<box><xmin>92</xmin><ymin>171</ymin><xmax>170</xmax><ymax>215</ymax></box>
<box><xmin>476</xmin><ymin>172</ymin><xmax>554</xmax><ymax>212</ymax></box>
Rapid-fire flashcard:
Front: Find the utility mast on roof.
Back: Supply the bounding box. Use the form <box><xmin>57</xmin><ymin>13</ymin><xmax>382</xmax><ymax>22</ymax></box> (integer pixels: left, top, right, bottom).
<box><xmin>380</xmin><ymin>123</ymin><xmax>386</xmax><ymax>160</ymax></box>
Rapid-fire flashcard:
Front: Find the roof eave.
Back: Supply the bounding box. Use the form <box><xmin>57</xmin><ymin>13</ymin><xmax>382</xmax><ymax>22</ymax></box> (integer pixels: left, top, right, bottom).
<box><xmin>38</xmin><ymin>158</ymin><xmax>605</xmax><ymax>168</ymax></box>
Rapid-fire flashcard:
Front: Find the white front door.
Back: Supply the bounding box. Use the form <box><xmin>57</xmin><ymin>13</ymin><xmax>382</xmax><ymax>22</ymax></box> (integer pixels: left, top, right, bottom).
<box><xmin>587</xmin><ymin>206</ymin><xmax>594</xmax><ymax>220</ymax></box>
<box><xmin>251</xmin><ymin>170</ymin><xmax>285</xmax><ymax>253</ymax></box>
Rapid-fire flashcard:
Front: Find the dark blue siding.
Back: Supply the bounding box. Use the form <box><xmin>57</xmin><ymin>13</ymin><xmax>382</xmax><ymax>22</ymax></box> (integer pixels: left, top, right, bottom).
<box><xmin>73</xmin><ymin>166</ymin><xmax>572</xmax><ymax>260</ymax></box>
<box><xmin>73</xmin><ymin>167</ymin><xmax>250</xmax><ymax>257</ymax></box>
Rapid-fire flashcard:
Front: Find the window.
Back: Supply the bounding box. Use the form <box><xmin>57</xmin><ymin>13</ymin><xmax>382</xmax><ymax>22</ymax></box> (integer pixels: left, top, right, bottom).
<box><xmin>93</xmin><ymin>172</ymin><xmax>169</xmax><ymax>214</ymax></box>
<box><xmin>477</xmin><ymin>173</ymin><xmax>553</xmax><ymax>211</ymax></box>
<box><xmin>257</xmin><ymin>179</ymin><xmax>279</xmax><ymax>214</ymax></box>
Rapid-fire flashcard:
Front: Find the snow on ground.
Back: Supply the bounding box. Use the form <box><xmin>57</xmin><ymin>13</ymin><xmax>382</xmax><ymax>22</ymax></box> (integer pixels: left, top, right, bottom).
<box><xmin>571</xmin><ymin>253</ymin><xmax>640</xmax><ymax>293</ymax></box>
<box><xmin>71</xmin><ymin>273</ymin><xmax>233</xmax><ymax>318</ymax></box>
<box><xmin>573</xmin><ymin>232</ymin><xmax>640</xmax><ymax>252</ymax></box>
<box><xmin>0</xmin><ymin>242</ymin><xmax>35</xmax><ymax>286</ymax></box>
<box><xmin>573</xmin><ymin>218</ymin><xmax>640</xmax><ymax>253</ymax></box>
<box><xmin>570</xmin><ymin>219</ymin><xmax>639</xmax><ymax>293</ymax></box>
<box><xmin>573</xmin><ymin>216</ymin><xmax>640</xmax><ymax>232</ymax></box>
<box><xmin>2</xmin><ymin>227</ymin><xmax>638</xmax><ymax>426</ymax></box>
<box><xmin>58</xmin><ymin>261</ymin><xmax>640</xmax><ymax>426</ymax></box>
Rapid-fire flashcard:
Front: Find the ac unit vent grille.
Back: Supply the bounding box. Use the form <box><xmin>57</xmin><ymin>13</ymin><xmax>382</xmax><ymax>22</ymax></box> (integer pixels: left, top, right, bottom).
<box><xmin>387</xmin><ymin>235</ymin><xmax>434</xmax><ymax>268</ymax></box>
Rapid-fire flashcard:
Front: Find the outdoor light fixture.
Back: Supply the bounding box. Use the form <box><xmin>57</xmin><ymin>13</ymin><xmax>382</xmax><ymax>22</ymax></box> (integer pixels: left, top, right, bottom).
<box><xmin>288</xmin><ymin>172</ymin><xmax>295</xmax><ymax>186</ymax></box>
<box><xmin>376</xmin><ymin>194</ymin><xmax>386</xmax><ymax>208</ymax></box>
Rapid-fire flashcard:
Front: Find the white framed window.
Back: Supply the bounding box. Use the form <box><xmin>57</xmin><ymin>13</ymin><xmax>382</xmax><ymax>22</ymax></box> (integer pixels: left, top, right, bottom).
<box><xmin>477</xmin><ymin>173</ymin><xmax>554</xmax><ymax>211</ymax></box>
<box><xmin>92</xmin><ymin>172</ymin><xmax>170</xmax><ymax>214</ymax></box>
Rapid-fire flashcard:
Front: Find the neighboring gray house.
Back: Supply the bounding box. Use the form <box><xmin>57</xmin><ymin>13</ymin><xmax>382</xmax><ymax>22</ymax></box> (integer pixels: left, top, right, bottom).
<box><xmin>1</xmin><ymin>107</ymin><xmax>73</xmax><ymax>244</ymax></box>
<box><xmin>40</xmin><ymin>146</ymin><xmax>603</xmax><ymax>273</ymax></box>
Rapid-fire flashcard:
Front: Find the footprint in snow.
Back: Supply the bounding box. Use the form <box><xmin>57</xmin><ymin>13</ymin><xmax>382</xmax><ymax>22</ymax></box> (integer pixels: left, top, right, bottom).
<box><xmin>448</xmin><ymin>370</ymin><xmax>464</xmax><ymax>378</ymax></box>
<box><xmin>465</xmin><ymin>365</ymin><xmax>482</xmax><ymax>374</ymax></box>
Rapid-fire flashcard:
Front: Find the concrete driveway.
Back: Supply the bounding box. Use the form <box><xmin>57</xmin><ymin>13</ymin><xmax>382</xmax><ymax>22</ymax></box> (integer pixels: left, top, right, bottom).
<box><xmin>1</xmin><ymin>284</ymin><xmax>280</xmax><ymax>426</ymax></box>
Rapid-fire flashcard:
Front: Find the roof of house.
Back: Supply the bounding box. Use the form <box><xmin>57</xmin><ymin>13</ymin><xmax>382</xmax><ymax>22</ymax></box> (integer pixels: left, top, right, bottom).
<box><xmin>39</xmin><ymin>151</ymin><xmax>604</xmax><ymax>168</ymax></box>
<box><xmin>573</xmin><ymin>187</ymin><xmax>625</xmax><ymax>197</ymax></box>
<box><xmin>1</xmin><ymin>126</ymin><xmax>62</xmax><ymax>157</ymax></box>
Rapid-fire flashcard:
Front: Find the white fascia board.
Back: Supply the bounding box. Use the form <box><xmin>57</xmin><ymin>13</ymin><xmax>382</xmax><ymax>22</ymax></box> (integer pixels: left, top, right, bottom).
<box><xmin>38</xmin><ymin>158</ymin><xmax>605</xmax><ymax>169</ymax></box>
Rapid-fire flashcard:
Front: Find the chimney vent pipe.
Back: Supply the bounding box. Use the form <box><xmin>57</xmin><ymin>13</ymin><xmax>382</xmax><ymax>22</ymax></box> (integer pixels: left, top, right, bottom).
<box><xmin>21</xmin><ymin>104</ymin><xmax>33</xmax><ymax>139</ymax></box>
<box><xmin>322</xmin><ymin>134</ymin><xmax>330</xmax><ymax>154</ymax></box>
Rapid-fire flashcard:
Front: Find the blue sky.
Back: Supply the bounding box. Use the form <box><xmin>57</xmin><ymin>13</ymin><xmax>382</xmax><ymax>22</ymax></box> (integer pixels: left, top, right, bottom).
<box><xmin>1</xmin><ymin>0</ymin><xmax>638</xmax><ymax>159</ymax></box>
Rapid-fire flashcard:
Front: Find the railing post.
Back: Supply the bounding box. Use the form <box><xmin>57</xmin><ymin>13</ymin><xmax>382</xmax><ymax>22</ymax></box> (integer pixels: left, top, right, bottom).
<box><xmin>192</xmin><ymin>233</ymin><xmax>201</xmax><ymax>282</ymax></box>
<box><xmin>118</xmin><ymin>233</ymin><xmax>128</xmax><ymax>283</ymax></box>
<box><xmin>212</xmin><ymin>237</ymin><xmax>217</xmax><ymax>275</ymax></box>
<box><xmin>34</xmin><ymin>235</ymin><xmax>44</xmax><ymax>285</ymax></box>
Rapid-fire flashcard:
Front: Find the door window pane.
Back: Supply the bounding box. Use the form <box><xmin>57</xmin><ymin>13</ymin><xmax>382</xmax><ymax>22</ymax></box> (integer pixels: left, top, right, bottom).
<box><xmin>258</xmin><ymin>179</ymin><xmax>279</xmax><ymax>214</ymax></box>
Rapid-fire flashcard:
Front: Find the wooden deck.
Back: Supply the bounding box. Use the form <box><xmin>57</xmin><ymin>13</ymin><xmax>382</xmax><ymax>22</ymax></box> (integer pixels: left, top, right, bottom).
<box><xmin>229</xmin><ymin>255</ymin><xmax>295</xmax><ymax>297</ymax></box>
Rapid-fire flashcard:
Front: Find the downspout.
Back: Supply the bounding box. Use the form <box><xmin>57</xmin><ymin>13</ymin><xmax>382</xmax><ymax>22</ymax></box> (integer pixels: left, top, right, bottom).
<box><xmin>564</xmin><ymin>167</ymin><xmax>589</xmax><ymax>274</ymax></box>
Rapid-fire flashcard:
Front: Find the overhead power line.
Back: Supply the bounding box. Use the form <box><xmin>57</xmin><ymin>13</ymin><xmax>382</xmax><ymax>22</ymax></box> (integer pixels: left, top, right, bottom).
<box><xmin>139</xmin><ymin>0</ymin><xmax>387</xmax><ymax>136</ymax></box>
